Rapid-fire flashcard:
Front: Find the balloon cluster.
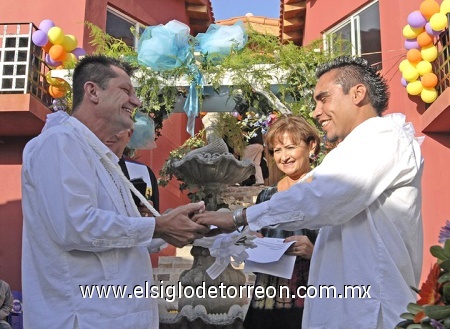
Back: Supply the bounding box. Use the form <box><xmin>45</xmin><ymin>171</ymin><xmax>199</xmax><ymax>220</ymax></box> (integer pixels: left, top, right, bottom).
<box><xmin>32</xmin><ymin>19</ymin><xmax>87</xmax><ymax>98</ymax></box>
<box><xmin>399</xmin><ymin>0</ymin><xmax>450</xmax><ymax>103</ymax></box>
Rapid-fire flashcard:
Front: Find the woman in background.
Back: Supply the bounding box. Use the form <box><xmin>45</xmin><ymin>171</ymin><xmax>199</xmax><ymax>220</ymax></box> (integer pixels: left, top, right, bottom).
<box><xmin>243</xmin><ymin>115</ymin><xmax>321</xmax><ymax>329</ymax></box>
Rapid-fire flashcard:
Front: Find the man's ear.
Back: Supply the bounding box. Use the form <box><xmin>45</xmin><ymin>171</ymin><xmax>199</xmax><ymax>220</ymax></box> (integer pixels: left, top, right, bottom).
<box><xmin>84</xmin><ymin>82</ymin><xmax>99</xmax><ymax>104</ymax></box>
<box><xmin>352</xmin><ymin>83</ymin><xmax>367</xmax><ymax>105</ymax></box>
<box><xmin>309</xmin><ymin>139</ymin><xmax>317</xmax><ymax>153</ymax></box>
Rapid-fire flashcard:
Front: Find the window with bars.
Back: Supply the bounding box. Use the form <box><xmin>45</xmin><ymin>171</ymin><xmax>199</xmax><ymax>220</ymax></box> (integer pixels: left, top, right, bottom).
<box><xmin>0</xmin><ymin>23</ymin><xmax>52</xmax><ymax>106</ymax></box>
<box><xmin>0</xmin><ymin>32</ymin><xmax>30</xmax><ymax>92</ymax></box>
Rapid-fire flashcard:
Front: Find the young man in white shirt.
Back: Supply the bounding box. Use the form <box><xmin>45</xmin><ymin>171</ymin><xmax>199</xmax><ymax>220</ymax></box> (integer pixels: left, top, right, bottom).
<box><xmin>193</xmin><ymin>56</ymin><xmax>424</xmax><ymax>329</ymax></box>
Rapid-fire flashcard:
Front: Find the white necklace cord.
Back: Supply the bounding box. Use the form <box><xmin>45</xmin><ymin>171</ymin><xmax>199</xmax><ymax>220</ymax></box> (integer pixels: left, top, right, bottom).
<box><xmin>87</xmin><ymin>138</ymin><xmax>161</xmax><ymax>217</ymax></box>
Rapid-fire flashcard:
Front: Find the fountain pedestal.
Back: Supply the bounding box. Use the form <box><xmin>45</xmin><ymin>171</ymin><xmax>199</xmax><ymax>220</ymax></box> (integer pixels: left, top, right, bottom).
<box><xmin>159</xmin><ymin>136</ymin><xmax>255</xmax><ymax>327</ymax></box>
<box><xmin>178</xmin><ymin>245</ymin><xmax>247</xmax><ymax>314</ymax></box>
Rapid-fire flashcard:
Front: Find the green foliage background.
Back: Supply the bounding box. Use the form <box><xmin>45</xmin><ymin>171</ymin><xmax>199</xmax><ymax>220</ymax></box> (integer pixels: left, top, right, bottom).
<box><xmin>84</xmin><ymin>22</ymin><xmax>342</xmax><ymax>194</ymax></box>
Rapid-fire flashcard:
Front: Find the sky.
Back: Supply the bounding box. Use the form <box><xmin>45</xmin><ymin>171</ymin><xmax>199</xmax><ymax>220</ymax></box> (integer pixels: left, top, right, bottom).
<box><xmin>210</xmin><ymin>0</ymin><xmax>280</xmax><ymax>20</ymax></box>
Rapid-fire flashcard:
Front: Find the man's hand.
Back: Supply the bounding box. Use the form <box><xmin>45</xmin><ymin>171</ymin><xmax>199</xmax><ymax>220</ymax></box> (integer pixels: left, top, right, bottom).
<box><xmin>138</xmin><ymin>200</ymin><xmax>154</xmax><ymax>217</ymax></box>
<box><xmin>284</xmin><ymin>235</ymin><xmax>314</xmax><ymax>259</ymax></box>
<box><xmin>154</xmin><ymin>201</ymin><xmax>209</xmax><ymax>247</ymax></box>
<box><xmin>191</xmin><ymin>210</ymin><xmax>236</xmax><ymax>235</ymax></box>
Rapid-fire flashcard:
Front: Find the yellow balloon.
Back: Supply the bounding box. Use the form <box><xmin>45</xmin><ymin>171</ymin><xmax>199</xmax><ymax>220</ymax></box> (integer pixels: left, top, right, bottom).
<box><xmin>403</xmin><ymin>25</ymin><xmax>424</xmax><ymax>39</ymax></box>
<box><xmin>399</xmin><ymin>59</ymin><xmax>416</xmax><ymax>72</ymax></box>
<box><xmin>63</xmin><ymin>52</ymin><xmax>77</xmax><ymax>64</ymax></box>
<box><xmin>441</xmin><ymin>0</ymin><xmax>450</xmax><ymax>14</ymax></box>
<box><xmin>403</xmin><ymin>67</ymin><xmax>419</xmax><ymax>82</ymax></box>
<box><xmin>45</xmin><ymin>71</ymin><xmax>57</xmax><ymax>85</ymax></box>
<box><xmin>406</xmin><ymin>80</ymin><xmax>423</xmax><ymax>95</ymax></box>
<box><xmin>430</xmin><ymin>13</ymin><xmax>448</xmax><ymax>31</ymax></box>
<box><xmin>61</xmin><ymin>34</ymin><xmax>78</xmax><ymax>52</ymax></box>
<box><xmin>421</xmin><ymin>87</ymin><xmax>438</xmax><ymax>103</ymax></box>
<box><xmin>421</xmin><ymin>45</ymin><xmax>438</xmax><ymax>62</ymax></box>
<box><xmin>47</xmin><ymin>26</ymin><xmax>65</xmax><ymax>45</ymax></box>
<box><xmin>416</xmin><ymin>60</ymin><xmax>433</xmax><ymax>75</ymax></box>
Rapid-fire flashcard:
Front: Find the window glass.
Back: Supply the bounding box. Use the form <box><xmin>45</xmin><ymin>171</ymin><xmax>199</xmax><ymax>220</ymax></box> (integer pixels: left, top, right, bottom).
<box><xmin>359</xmin><ymin>2</ymin><xmax>381</xmax><ymax>68</ymax></box>
<box><xmin>106</xmin><ymin>8</ymin><xmax>144</xmax><ymax>48</ymax></box>
<box><xmin>326</xmin><ymin>21</ymin><xmax>354</xmax><ymax>57</ymax></box>
<box><xmin>324</xmin><ymin>1</ymin><xmax>381</xmax><ymax>68</ymax></box>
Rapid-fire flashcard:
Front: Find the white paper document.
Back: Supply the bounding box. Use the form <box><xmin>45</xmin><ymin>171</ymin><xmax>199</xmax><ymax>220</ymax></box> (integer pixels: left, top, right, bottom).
<box><xmin>244</xmin><ymin>237</ymin><xmax>296</xmax><ymax>279</ymax></box>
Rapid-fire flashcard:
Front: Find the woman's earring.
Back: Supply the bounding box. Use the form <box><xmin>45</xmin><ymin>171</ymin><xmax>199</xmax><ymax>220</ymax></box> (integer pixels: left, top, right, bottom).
<box><xmin>309</xmin><ymin>153</ymin><xmax>318</xmax><ymax>162</ymax></box>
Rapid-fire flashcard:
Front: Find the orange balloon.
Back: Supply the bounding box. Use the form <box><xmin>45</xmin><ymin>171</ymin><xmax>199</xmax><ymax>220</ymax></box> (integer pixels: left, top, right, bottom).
<box><xmin>49</xmin><ymin>44</ymin><xmax>66</xmax><ymax>62</ymax></box>
<box><xmin>420</xmin><ymin>0</ymin><xmax>440</xmax><ymax>19</ymax></box>
<box><xmin>407</xmin><ymin>48</ymin><xmax>422</xmax><ymax>64</ymax></box>
<box><xmin>421</xmin><ymin>72</ymin><xmax>438</xmax><ymax>88</ymax></box>
<box><xmin>48</xmin><ymin>85</ymin><xmax>66</xmax><ymax>98</ymax></box>
<box><xmin>417</xmin><ymin>31</ymin><xmax>434</xmax><ymax>47</ymax></box>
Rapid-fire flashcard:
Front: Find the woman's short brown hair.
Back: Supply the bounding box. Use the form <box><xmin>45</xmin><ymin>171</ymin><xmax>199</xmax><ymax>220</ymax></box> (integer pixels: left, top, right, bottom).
<box><xmin>265</xmin><ymin>115</ymin><xmax>321</xmax><ymax>156</ymax></box>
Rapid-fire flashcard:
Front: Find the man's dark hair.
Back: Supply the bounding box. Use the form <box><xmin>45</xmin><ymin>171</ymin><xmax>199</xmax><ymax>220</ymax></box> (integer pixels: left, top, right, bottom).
<box><xmin>72</xmin><ymin>55</ymin><xmax>137</xmax><ymax>112</ymax></box>
<box><xmin>316</xmin><ymin>56</ymin><xmax>390</xmax><ymax>115</ymax></box>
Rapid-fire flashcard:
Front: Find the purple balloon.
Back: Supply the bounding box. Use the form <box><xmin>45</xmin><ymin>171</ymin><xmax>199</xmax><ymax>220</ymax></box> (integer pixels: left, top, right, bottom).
<box><xmin>401</xmin><ymin>77</ymin><xmax>408</xmax><ymax>87</ymax></box>
<box><xmin>408</xmin><ymin>11</ymin><xmax>427</xmax><ymax>28</ymax></box>
<box><xmin>52</xmin><ymin>98</ymin><xmax>68</xmax><ymax>112</ymax></box>
<box><xmin>32</xmin><ymin>30</ymin><xmax>48</xmax><ymax>47</ymax></box>
<box><xmin>71</xmin><ymin>47</ymin><xmax>87</xmax><ymax>59</ymax></box>
<box><xmin>404</xmin><ymin>38</ymin><xmax>419</xmax><ymax>50</ymax></box>
<box><xmin>425</xmin><ymin>22</ymin><xmax>443</xmax><ymax>37</ymax></box>
<box><xmin>38</xmin><ymin>19</ymin><xmax>55</xmax><ymax>33</ymax></box>
<box><xmin>45</xmin><ymin>54</ymin><xmax>62</xmax><ymax>67</ymax></box>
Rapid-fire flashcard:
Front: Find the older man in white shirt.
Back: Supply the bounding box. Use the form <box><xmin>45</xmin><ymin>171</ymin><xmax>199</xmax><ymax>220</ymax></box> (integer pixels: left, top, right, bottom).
<box><xmin>193</xmin><ymin>56</ymin><xmax>424</xmax><ymax>329</ymax></box>
<box><xmin>22</xmin><ymin>55</ymin><xmax>208</xmax><ymax>329</ymax></box>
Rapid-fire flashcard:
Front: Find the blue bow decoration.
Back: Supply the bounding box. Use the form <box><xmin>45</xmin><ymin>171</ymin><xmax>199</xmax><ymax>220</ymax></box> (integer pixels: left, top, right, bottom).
<box><xmin>137</xmin><ymin>20</ymin><xmax>247</xmax><ymax>137</ymax></box>
<box><xmin>183</xmin><ymin>64</ymin><xmax>204</xmax><ymax>136</ymax></box>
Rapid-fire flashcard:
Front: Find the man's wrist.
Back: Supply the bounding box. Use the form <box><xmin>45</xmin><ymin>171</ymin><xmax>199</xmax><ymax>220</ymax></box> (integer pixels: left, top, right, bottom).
<box><xmin>232</xmin><ymin>207</ymin><xmax>247</xmax><ymax>232</ymax></box>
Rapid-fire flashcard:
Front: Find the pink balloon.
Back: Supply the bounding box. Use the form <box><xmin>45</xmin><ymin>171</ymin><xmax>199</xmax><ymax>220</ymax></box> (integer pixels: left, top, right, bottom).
<box><xmin>404</xmin><ymin>39</ymin><xmax>420</xmax><ymax>50</ymax></box>
<box><xmin>71</xmin><ymin>47</ymin><xmax>87</xmax><ymax>59</ymax></box>
<box><xmin>408</xmin><ymin>11</ymin><xmax>427</xmax><ymax>28</ymax></box>
<box><xmin>38</xmin><ymin>19</ymin><xmax>55</xmax><ymax>33</ymax></box>
<box><xmin>32</xmin><ymin>30</ymin><xmax>48</xmax><ymax>47</ymax></box>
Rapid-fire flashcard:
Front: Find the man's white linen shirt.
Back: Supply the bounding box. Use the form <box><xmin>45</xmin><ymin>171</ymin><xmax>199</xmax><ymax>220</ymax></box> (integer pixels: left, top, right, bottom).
<box><xmin>246</xmin><ymin>114</ymin><xmax>424</xmax><ymax>329</ymax></box>
<box><xmin>22</xmin><ymin>112</ymin><xmax>159</xmax><ymax>329</ymax></box>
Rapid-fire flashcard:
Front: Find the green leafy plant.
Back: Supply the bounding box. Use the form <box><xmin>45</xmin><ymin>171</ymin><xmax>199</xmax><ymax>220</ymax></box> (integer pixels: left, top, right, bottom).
<box><xmin>396</xmin><ymin>222</ymin><xmax>450</xmax><ymax>329</ymax></box>
<box><xmin>84</xmin><ymin>22</ymin><xmax>346</xmax><ymax>200</ymax></box>
<box><xmin>158</xmin><ymin>129</ymin><xmax>207</xmax><ymax>201</ymax></box>
<box><xmin>85</xmin><ymin>22</ymin><xmax>337</xmax><ymax>136</ymax></box>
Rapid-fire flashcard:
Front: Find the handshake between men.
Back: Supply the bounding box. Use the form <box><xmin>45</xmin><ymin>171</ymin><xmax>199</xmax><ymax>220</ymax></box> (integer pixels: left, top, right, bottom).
<box><xmin>153</xmin><ymin>201</ymin><xmax>210</xmax><ymax>247</ymax></box>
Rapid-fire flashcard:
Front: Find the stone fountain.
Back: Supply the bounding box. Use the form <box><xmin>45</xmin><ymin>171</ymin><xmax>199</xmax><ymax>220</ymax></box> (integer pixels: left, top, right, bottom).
<box><xmin>159</xmin><ymin>135</ymin><xmax>255</xmax><ymax>329</ymax></box>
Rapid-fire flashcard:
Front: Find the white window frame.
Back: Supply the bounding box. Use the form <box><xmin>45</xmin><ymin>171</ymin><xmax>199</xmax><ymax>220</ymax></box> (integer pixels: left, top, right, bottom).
<box><xmin>323</xmin><ymin>1</ymin><xmax>379</xmax><ymax>60</ymax></box>
<box><xmin>0</xmin><ymin>24</ymin><xmax>33</xmax><ymax>93</ymax></box>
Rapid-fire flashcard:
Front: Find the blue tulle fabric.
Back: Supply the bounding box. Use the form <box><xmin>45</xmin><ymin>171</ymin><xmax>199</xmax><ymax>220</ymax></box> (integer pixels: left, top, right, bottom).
<box><xmin>137</xmin><ymin>20</ymin><xmax>192</xmax><ymax>70</ymax></box>
<box><xmin>128</xmin><ymin>112</ymin><xmax>156</xmax><ymax>150</ymax></box>
<box><xmin>136</xmin><ymin>19</ymin><xmax>248</xmax><ymax>137</ymax></box>
<box><xmin>196</xmin><ymin>20</ymin><xmax>247</xmax><ymax>60</ymax></box>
